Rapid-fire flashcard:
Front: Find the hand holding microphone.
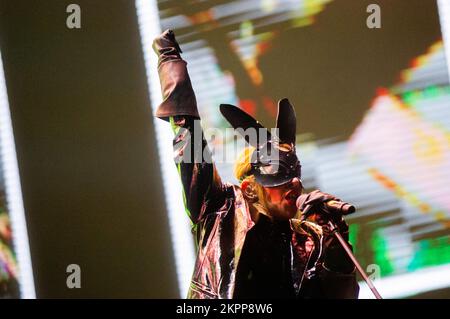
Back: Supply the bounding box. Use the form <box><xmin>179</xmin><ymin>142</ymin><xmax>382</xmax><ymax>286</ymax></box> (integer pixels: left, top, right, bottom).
<box><xmin>296</xmin><ymin>190</ymin><xmax>383</xmax><ymax>298</ymax></box>
<box><xmin>296</xmin><ymin>189</ymin><xmax>355</xmax><ymax>216</ymax></box>
<box><xmin>297</xmin><ymin>190</ymin><xmax>354</xmax><ymax>271</ymax></box>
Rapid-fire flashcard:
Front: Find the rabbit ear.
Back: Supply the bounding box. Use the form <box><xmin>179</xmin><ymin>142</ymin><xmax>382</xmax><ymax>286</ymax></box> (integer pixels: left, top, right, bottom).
<box><xmin>220</xmin><ymin>104</ymin><xmax>271</xmax><ymax>148</ymax></box>
<box><xmin>276</xmin><ymin>98</ymin><xmax>297</xmax><ymax>145</ymax></box>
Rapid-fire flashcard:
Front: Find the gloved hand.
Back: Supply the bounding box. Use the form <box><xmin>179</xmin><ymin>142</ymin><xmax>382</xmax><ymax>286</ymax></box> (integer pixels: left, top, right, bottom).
<box><xmin>297</xmin><ymin>190</ymin><xmax>348</xmax><ymax>231</ymax></box>
<box><xmin>152</xmin><ymin>29</ymin><xmax>183</xmax><ymax>64</ymax></box>
<box><xmin>297</xmin><ymin>190</ymin><xmax>354</xmax><ymax>273</ymax></box>
<box><xmin>151</xmin><ymin>29</ymin><xmax>200</xmax><ymax>121</ymax></box>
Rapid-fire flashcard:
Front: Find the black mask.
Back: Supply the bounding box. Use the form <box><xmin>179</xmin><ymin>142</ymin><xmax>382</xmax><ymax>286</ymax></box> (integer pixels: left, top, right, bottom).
<box><xmin>220</xmin><ymin>98</ymin><xmax>301</xmax><ymax>187</ymax></box>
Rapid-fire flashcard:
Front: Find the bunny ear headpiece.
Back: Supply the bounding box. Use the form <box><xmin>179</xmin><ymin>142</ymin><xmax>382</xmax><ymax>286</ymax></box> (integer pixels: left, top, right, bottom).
<box><xmin>220</xmin><ymin>98</ymin><xmax>301</xmax><ymax>187</ymax></box>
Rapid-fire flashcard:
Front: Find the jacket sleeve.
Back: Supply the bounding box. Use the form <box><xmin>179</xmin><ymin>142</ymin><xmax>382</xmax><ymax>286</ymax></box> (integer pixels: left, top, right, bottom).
<box><xmin>314</xmin><ymin>230</ymin><xmax>360</xmax><ymax>299</ymax></box>
<box><xmin>153</xmin><ymin>30</ymin><xmax>226</xmax><ymax>225</ymax></box>
<box><xmin>310</xmin><ymin>267</ymin><xmax>360</xmax><ymax>299</ymax></box>
<box><xmin>294</xmin><ymin>221</ymin><xmax>360</xmax><ymax>299</ymax></box>
<box><xmin>299</xmin><ymin>252</ymin><xmax>360</xmax><ymax>299</ymax></box>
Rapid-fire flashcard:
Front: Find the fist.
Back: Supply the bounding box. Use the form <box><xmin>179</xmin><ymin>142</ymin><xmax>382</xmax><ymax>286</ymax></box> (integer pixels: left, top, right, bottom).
<box><xmin>152</xmin><ymin>29</ymin><xmax>183</xmax><ymax>56</ymax></box>
<box><xmin>297</xmin><ymin>190</ymin><xmax>349</xmax><ymax>233</ymax></box>
<box><xmin>296</xmin><ymin>189</ymin><xmax>336</xmax><ymax>213</ymax></box>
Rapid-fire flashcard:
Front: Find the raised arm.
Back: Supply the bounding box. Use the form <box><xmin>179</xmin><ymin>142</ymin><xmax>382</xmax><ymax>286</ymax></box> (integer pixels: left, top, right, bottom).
<box><xmin>152</xmin><ymin>30</ymin><xmax>226</xmax><ymax>225</ymax></box>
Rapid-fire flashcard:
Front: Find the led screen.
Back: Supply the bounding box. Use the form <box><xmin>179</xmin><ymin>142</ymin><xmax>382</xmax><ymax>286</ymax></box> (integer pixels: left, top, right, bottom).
<box><xmin>138</xmin><ymin>0</ymin><xmax>450</xmax><ymax>298</ymax></box>
<box><xmin>0</xmin><ymin>52</ymin><xmax>35</xmax><ymax>299</ymax></box>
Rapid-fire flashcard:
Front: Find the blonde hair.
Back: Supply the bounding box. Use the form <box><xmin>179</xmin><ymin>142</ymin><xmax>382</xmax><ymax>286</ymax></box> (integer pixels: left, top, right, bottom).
<box><xmin>234</xmin><ymin>146</ymin><xmax>255</xmax><ymax>182</ymax></box>
<box><xmin>234</xmin><ymin>147</ymin><xmax>270</xmax><ymax>215</ymax></box>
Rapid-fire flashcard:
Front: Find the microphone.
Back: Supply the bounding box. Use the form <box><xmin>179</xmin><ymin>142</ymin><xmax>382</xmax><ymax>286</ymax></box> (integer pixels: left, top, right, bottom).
<box><xmin>325</xmin><ymin>200</ymin><xmax>355</xmax><ymax>215</ymax></box>
<box><xmin>296</xmin><ymin>196</ymin><xmax>355</xmax><ymax>216</ymax></box>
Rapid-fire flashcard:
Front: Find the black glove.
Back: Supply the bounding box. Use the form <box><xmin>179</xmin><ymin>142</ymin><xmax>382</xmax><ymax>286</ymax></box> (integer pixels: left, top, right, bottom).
<box><xmin>298</xmin><ymin>190</ymin><xmax>354</xmax><ymax>273</ymax></box>
<box><xmin>152</xmin><ymin>29</ymin><xmax>183</xmax><ymax>64</ymax></box>
<box><xmin>151</xmin><ymin>29</ymin><xmax>200</xmax><ymax>121</ymax></box>
<box><xmin>297</xmin><ymin>190</ymin><xmax>347</xmax><ymax>230</ymax></box>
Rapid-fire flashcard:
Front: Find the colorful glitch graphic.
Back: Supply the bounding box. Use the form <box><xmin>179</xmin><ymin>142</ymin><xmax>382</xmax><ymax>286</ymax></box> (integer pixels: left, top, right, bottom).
<box><xmin>153</xmin><ymin>0</ymin><xmax>449</xmax><ymax>297</ymax></box>
<box><xmin>0</xmin><ymin>50</ymin><xmax>33</xmax><ymax>298</ymax></box>
<box><xmin>348</xmin><ymin>41</ymin><xmax>450</xmax><ymax>275</ymax></box>
<box><xmin>0</xmin><ymin>190</ymin><xmax>20</xmax><ymax>298</ymax></box>
<box><xmin>157</xmin><ymin>0</ymin><xmax>333</xmax><ymax>128</ymax></box>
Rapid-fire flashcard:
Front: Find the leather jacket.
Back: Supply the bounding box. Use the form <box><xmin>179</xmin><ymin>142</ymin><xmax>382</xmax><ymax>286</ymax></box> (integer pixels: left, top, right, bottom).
<box><xmin>153</xmin><ymin>30</ymin><xmax>359</xmax><ymax>299</ymax></box>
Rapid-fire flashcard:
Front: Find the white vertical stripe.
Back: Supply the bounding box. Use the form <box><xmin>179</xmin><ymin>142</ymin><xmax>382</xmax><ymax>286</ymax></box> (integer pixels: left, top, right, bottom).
<box><xmin>135</xmin><ymin>0</ymin><xmax>196</xmax><ymax>298</ymax></box>
<box><xmin>0</xmin><ymin>53</ymin><xmax>36</xmax><ymax>298</ymax></box>
<box><xmin>438</xmin><ymin>0</ymin><xmax>450</xmax><ymax>80</ymax></box>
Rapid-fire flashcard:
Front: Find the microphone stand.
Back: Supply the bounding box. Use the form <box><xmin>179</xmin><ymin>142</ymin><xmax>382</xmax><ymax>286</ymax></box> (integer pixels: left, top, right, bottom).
<box><xmin>302</xmin><ymin>205</ymin><xmax>383</xmax><ymax>299</ymax></box>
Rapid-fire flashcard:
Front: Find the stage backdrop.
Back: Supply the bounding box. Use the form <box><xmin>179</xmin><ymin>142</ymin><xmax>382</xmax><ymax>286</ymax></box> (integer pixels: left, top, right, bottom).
<box><xmin>146</xmin><ymin>0</ymin><xmax>450</xmax><ymax>298</ymax></box>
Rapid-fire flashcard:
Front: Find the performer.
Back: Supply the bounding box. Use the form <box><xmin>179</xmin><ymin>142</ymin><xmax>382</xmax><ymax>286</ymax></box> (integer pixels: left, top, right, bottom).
<box><xmin>152</xmin><ymin>29</ymin><xmax>359</xmax><ymax>299</ymax></box>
